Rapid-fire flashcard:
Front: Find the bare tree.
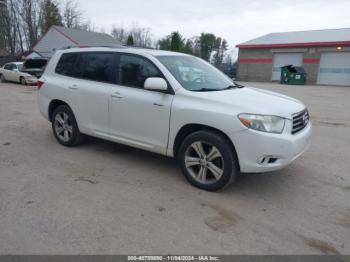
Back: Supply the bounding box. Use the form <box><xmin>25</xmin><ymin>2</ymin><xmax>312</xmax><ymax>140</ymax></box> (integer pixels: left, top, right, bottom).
<box><xmin>111</xmin><ymin>23</ymin><xmax>153</xmax><ymax>48</ymax></box>
<box><xmin>1</xmin><ymin>0</ymin><xmax>94</xmax><ymax>56</ymax></box>
<box><xmin>20</xmin><ymin>0</ymin><xmax>42</xmax><ymax>49</ymax></box>
<box><xmin>0</xmin><ymin>0</ymin><xmax>22</xmax><ymax>55</ymax></box>
<box><xmin>130</xmin><ymin>23</ymin><xmax>152</xmax><ymax>48</ymax></box>
<box><xmin>111</xmin><ymin>25</ymin><xmax>128</xmax><ymax>44</ymax></box>
<box><xmin>63</xmin><ymin>0</ymin><xmax>82</xmax><ymax>29</ymax></box>
<box><xmin>12</xmin><ymin>0</ymin><xmax>25</xmax><ymax>53</ymax></box>
<box><xmin>79</xmin><ymin>19</ymin><xmax>95</xmax><ymax>32</ymax></box>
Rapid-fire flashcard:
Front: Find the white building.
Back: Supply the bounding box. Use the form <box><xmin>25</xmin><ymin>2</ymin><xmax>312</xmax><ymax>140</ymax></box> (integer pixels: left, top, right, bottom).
<box><xmin>237</xmin><ymin>28</ymin><xmax>350</xmax><ymax>86</ymax></box>
<box><xmin>33</xmin><ymin>26</ymin><xmax>122</xmax><ymax>58</ymax></box>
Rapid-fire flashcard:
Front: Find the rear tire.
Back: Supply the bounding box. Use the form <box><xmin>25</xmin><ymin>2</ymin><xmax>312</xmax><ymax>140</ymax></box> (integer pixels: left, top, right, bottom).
<box><xmin>178</xmin><ymin>130</ymin><xmax>239</xmax><ymax>191</ymax></box>
<box><xmin>0</xmin><ymin>74</ymin><xmax>5</xmax><ymax>83</ymax></box>
<box><xmin>51</xmin><ymin>105</ymin><xmax>86</xmax><ymax>147</ymax></box>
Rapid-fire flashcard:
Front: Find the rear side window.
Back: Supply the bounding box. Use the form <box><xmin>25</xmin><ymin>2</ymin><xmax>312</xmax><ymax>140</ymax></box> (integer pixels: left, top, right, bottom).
<box><xmin>81</xmin><ymin>53</ymin><xmax>115</xmax><ymax>83</ymax></box>
<box><xmin>118</xmin><ymin>54</ymin><xmax>162</xmax><ymax>88</ymax></box>
<box><xmin>4</xmin><ymin>64</ymin><xmax>12</xmax><ymax>70</ymax></box>
<box><xmin>55</xmin><ymin>53</ymin><xmax>81</xmax><ymax>77</ymax></box>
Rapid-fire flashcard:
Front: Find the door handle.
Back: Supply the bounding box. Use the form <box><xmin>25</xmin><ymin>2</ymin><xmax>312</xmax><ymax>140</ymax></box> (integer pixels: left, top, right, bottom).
<box><xmin>153</xmin><ymin>103</ymin><xmax>165</xmax><ymax>107</ymax></box>
<box><xmin>111</xmin><ymin>92</ymin><xmax>123</xmax><ymax>99</ymax></box>
<box><xmin>69</xmin><ymin>85</ymin><xmax>78</xmax><ymax>90</ymax></box>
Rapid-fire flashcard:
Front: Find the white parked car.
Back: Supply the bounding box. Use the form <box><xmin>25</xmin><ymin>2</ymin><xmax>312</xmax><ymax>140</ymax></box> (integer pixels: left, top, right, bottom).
<box><xmin>0</xmin><ymin>62</ymin><xmax>38</xmax><ymax>85</ymax></box>
<box><xmin>38</xmin><ymin>47</ymin><xmax>312</xmax><ymax>191</ymax></box>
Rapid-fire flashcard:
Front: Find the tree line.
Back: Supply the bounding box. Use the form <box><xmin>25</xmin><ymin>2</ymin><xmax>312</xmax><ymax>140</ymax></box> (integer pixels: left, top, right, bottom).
<box><xmin>0</xmin><ymin>0</ymin><xmax>233</xmax><ymax>67</ymax></box>
<box><xmin>111</xmin><ymin>27</ymin><xmax>231</xmax><ymax>65</ymax></box>
<box><xmin>158</xmin><ymin>32</ymin><xmax>229</xmax><ymax>65</ymax></box>
<box><xmin>0</xmin><ymin>0</ymin><xmax>90</xmax><ymax>56</ymax></box>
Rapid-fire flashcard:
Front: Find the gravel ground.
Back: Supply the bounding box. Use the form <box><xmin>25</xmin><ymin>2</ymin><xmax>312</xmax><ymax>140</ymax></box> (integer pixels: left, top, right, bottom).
<box><xmin>0</xmin><ymin>81</ymin><xmax>349</xmax><ymax>255</ymax></box>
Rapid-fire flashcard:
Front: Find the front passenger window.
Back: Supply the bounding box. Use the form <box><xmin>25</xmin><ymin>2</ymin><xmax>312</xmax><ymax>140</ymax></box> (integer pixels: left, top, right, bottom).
<box><xmin>118</xmin><ymin>55</ymin><xmax>162</xmax><ymax>88</ymax></box>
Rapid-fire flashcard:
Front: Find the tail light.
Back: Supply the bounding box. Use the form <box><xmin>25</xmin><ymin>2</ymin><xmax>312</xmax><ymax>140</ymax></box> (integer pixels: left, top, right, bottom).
<box><xmin>37</xmin><ymin>80</ymin><xmax>44</xmax><ymax>90</ymax></box>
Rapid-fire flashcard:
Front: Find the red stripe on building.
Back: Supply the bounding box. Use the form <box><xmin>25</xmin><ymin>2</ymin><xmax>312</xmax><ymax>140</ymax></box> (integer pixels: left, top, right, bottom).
<box><xmin>33</xmin><ymin>26</ymin><xmax>79</xmax><ymax>52</ymax></box>
<box><xmin>238</xmin><ymin>58</ymin><xmax>273</xmax><ymax>63</ymax></box>
<box><xmin>32</xmin><ymin>26</ymin><xmax>54</xmax><ymax>51</ymax></box>
<box><xmin>303</xmin><ymin>58</ymin><xmax>320</xmax><ymax>63</ymax></box>
<box><xmin>236</xmin><ymin>41</ymin><xmax>350</xmax><ymax>49</ymax></box>
<box><xmin>53</xmin><ymin>27</ymin><xmax>80</xmax><ymax>45</ymax></box>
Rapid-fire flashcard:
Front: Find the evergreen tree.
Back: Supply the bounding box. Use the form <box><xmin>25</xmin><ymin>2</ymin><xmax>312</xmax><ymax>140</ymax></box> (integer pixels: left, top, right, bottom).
<box><xmin>213</xmin><ymin>38</ymin><xmax>228</xmax><ymax>66</ymax></box>
<box><xmin>158</xmin><ymin>32</ymin><xmax>193</xmax><ymax>54</ymax></box>
<box><xmin>158</xmin><ymin>35</ymin><xmax>171</xmax><ymax>50</ymax></box>
<box><xmin>40</xmin><ymin>0</ymin><xmax>62</xmax><ymax>35</ymax></box>
<box><xmin>158</xmin><ymin>31</ymin><xmax>227</xmax><ymax>66</ymax></box>
<box><xmin>126</xmin><ymin>34</ymin><xmax>134</xmax><ymax>46</ymax></box>
<box><xmin>220</xmin><ymin>39</ymin><xmax>228</xmax><ymax>63</ymax></box>
<box><xmin>199</xmin><ymin>33</ymin><xmax>217</xmax><ymax>62</ymax></box>
<box><xmin>170</xmin><ymin>32</ymin><xmax>183</xmax><ymax>52</ymax></box>
<box><xmin>182</xmin><ymin>39</ymin><xmax>194</xmax><ymax>54</ymax></box>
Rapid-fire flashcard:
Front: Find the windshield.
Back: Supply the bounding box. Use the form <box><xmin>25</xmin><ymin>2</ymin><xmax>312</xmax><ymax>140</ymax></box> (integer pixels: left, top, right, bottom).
<box><xmin>156</xmin><ymin>55</ymin><xmax>236</xmax><ymax>91</ymax></box>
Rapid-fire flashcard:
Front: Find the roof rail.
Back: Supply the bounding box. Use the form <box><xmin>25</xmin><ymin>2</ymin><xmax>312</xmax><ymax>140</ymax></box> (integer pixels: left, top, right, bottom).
<box><xmin>57</xmin><ymin>44</ymin><xmax>126</xmax><ymax>51</ymax></box>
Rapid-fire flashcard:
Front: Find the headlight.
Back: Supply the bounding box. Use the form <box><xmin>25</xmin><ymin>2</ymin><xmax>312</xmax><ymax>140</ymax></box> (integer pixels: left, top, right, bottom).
<box><xmin>238</xmin><ymin>114</ymin><xmax>286</xmax><ymax>134</ymax></box>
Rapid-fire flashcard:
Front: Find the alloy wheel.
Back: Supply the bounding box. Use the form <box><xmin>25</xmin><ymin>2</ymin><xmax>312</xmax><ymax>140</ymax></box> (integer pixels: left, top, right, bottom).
<box><xmin>185</xmin><ymin>141</ymin><xmax>224</xmax><ymax>185</ymax></box>
<box><xmin>54</xmin><ymin>112</ymin><xmax>73</xmax><ymax>143</ymax></box>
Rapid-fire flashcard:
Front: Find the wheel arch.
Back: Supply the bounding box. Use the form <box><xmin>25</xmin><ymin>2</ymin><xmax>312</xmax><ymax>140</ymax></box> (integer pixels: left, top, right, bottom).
<box><xmin>48</xmin><ymin>99</ymin><xmax>71</xmax><ymax>122</ymax></box>
<box><xmin>173</xmin><ymin>124</ymin><xmax>240</xmax><ymax>171</ymax></box>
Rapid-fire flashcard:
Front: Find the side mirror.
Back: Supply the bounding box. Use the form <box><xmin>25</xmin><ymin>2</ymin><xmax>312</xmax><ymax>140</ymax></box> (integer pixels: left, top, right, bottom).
<box><xmin>13</xmin><ymin>68</ymin><xmax>19</xmax><ymax>72</ymax></box>
<box><xmin>144</xmin><ymin>77</ymin><xmax>168</xmax><ymax>91</ymax></box>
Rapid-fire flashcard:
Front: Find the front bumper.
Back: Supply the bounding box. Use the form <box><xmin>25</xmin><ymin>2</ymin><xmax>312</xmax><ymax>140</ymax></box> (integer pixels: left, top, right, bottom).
<box><xmin>25</xmin><ymin>78</ymin><xmax>38</xmax><ymax>84</ymax></box>
<box><xmin>231</xmin><ymin>120</ymin><xmax>312</xmax><ymax>173</ymax></box>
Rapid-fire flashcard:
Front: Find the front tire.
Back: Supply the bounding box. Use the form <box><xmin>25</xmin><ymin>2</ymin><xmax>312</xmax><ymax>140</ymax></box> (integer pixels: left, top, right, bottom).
<box><xmin>178</xmin><ymin>130</ymin><xmax>239</xmax><ymax>191</ymax></box>
<box><xmin>52</xmin><ymin>105</ymin><xmax>85</xmax><ymax>147</ymax></box>
<box><xmin>20</xmin><ymin>77</ymin><xmax>26</xmax><ymax>85</ymax></box>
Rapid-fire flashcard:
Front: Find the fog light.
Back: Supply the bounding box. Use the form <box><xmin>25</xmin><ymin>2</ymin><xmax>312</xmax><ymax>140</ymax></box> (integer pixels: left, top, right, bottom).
<box><xmin>268</xmin><ymin>158</ymin><xmax>278</xmax><ymax>164</ymax></box>
<box><xmin>258</xmin><ymin>156</ymin><xmax>267</xmax><ymax>165</ymax></box>
<box><xmin>258</xmin><ymin>156</ymin><xmax>279</xmax><ymax>165</ymax></box>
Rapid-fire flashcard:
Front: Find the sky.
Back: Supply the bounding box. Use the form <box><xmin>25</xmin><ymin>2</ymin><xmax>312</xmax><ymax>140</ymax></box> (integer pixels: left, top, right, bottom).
<box><xmin>77</xmin><ymin>0</ymin><xmax>350</xmax><ymax>57</ymax></box>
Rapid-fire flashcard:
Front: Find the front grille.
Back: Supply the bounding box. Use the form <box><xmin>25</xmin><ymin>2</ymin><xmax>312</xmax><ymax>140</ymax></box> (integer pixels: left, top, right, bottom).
<box><xmin>292</xmin><ymin>109</ymin><xmax>310</xmax><ymax>135</ymax></box>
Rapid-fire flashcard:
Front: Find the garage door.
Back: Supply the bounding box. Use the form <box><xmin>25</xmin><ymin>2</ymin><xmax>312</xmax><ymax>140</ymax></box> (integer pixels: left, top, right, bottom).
<box><xmin>317</xmin><ymin>53</ymin><xmax>350</xmax><ymax>86</ymax></box>
<box><xmin>272</xmin><ymin>53</ymin><xmax>303</xmax><ymax>81</ymax></box>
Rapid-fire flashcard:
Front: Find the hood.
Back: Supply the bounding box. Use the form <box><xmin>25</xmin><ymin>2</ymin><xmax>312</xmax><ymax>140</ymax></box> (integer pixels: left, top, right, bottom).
<box><xmin>186</xmin><ymin>87</ymin><xmax>306</xmax><ymax>119</ymax></box>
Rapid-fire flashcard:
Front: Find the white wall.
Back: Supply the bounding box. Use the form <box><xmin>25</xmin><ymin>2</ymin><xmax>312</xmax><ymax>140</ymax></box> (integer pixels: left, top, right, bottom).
<box><xmin>317</xmin><ymin>52</ymin><xmax>350</xmax><ymax>86</ymax></box>
<box><xmin>34</xmin><ymin>28</ymin><xmax>76</xmax><ymax>57</ymax></box>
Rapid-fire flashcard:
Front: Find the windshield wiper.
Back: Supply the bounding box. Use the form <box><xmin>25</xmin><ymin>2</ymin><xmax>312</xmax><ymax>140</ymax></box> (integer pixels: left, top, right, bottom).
<box><xmin>223</xmin><ymin>85</ymin><xmax>236</xmax><ymax>90</ymax></box>
<box><xmin>233</xmin><ymin>82</ymin><xmax>245</xmax><ymax>88</ymax></box>
<box><xmin>191</xmin><ymin>88</ymin><xmax>221</xmax><ymax>92</ymax></box>
<box><xmin>221</xmin><ymin>83</ymin><xmax>245</xmax><ymax>91</ymax></box>
<box><xmin>191</xmin><ymin>83</ymin><xmax>244</xmax><ymax>92</ymax></box>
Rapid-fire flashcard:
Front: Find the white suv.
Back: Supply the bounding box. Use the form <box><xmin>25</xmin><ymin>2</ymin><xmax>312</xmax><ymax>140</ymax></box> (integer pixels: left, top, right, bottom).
<box><xmin>38</xmin><ymin>47</ymin><xmax>311</xmax><ymax>191</ymax></box>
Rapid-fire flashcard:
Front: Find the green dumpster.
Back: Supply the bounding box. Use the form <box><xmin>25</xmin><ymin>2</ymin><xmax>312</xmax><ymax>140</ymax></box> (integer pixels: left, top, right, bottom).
<box><xmin>280</xmin><ymin>65</ymin><xmax>306</xmax><ymax>85</ymax></box>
